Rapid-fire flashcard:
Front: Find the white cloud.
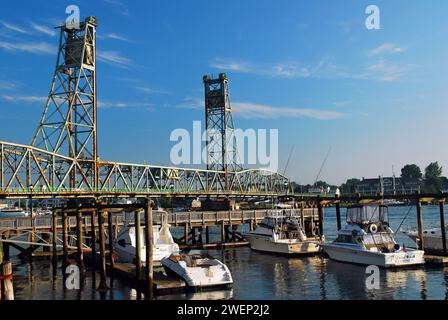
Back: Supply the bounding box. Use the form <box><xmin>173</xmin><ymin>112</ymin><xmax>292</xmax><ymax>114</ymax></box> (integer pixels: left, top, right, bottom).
<box><xmin>104</xmin><ymin>33</ymin><xmax>130</xmax><ymax>42</ymax></box>
<box><xmin>175</xmin><ymin>97</ymin><xmax>204</xmax><ymax>110</ymax></box>
<box><xmin>233</xmin><ymin>102</ymin><xmax>348</xmax><ymax>120</ymax></box>
<box><xmin>1</xmin><ymin>95</ymin><xmax>47</xmax><ymax>103</ymax></box>
<box><xmin>175</xmin><ymin>97</ymin><xmax>347</xmax><ymax>120</ymax></box>
<box><xmin>97</xmin><ymin>51</ymin><xmax>132</xmax><ymax>68</ymax></box>
<box><xmin>0</xmin><ymin>21</ymin><xmax>27</xmax><ymax>34</ymax></box>
<box><xmin>364</xmin><ymin>60</ymin><xmax>412</xmax><ymax>82</ymax></box>
<box><xmin>103</xmin><ymin>0</ymin><xmax>130</xmax><ymax>16</ymax></box>
<box><xmin>31</xmin><ymin>23</ymin><xmax>56</xmax><ymax>37</ymax></box>
<box><xmin>368</xmin><ymin>43</ymin><xmax>406</xmax><ymax>57</ymax></box>
<box><xmin>210</xmin><ymin>58</ymin><xmax>328</xmax><ymax>79</ymax></box>
<box><xmin>98</xmin><ymin>100</ymin><xmax>154</xmax><ymax>111</ymax></box>
<box><xmin>135</xmin><ymin>86</ymin><xmax>171</xmax><ymax>95</ymax></box>
<box><xmin>0</xmin><ymin>40</ymin><xmax>54</xmax><ymax>55</ymax></box>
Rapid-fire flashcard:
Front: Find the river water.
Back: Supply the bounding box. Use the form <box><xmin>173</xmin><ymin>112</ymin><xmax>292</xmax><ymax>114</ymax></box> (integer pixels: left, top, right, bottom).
<box><xmin>7</xmin><ymin>205</ymin><xmax>448</xmax><ymax>300</ymax></box>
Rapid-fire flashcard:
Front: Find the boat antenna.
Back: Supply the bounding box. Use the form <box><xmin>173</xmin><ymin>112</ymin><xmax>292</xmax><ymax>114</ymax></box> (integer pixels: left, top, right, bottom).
<box><xmin>314</xmin><ymin>147</ymin><xmax>332</xmax><ymax>186</ymax></box>
<box><xmin>283</xmin><ymin>145</ymin><xmax>295</xmax><ymax>176</ymax></box>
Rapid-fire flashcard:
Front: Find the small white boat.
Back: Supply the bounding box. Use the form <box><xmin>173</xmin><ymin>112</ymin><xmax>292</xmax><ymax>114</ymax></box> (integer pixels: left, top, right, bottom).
<box><xmin>244</xmin><ymin>210</ymin><xmax>321</xmax><ymax>255</ymax></box>
<box><xmin>403</xmin><ymin>227</ymin><xmax>448</xmax><ymax>253</ymax></box>
<box><xmin>321</xmin><ymin>204</ymin><xmax>425</xmax><ymax>268</ymax></box>
<box><xmin>161</xmin><ymin>250</ymin><xmax>233</xmax><ymax>289</ymax></box>
<box><xmin>114</xmin><ymin>213</ymin><xmax>180</xmax><ymax>264</ymax></box>
<box><xmin>0</xmin><ymin>207</ymin><xmax>29</xmax><ymax>218</ymax></box>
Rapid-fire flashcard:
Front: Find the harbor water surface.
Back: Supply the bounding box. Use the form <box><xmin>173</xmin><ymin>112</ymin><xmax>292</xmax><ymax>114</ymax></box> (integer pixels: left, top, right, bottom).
<box><xmin>9</xmin><ymin>205</ymin><xmax>448</xmax><ymax>300</ymax></box>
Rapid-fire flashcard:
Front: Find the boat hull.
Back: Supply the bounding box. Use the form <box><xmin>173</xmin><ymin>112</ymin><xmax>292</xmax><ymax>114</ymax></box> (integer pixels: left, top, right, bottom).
<box><xmin>115</xmin><ymin>244</ymin><xmax>179</xmax><ymax>264</ymax></box>
<box><xmin>245</xmin><ymin>234</ymin><xmax>320</xmax><ymax>255</ymax></box>
<box><xmin>161</xmin><ymin>258</ymin><xmax>233</xmax><ymax>289</ymax></box>
<box><xmin>322</xmin><ymin>243</ymin><xmax>425</xmax><ymax>268</ymax></box>
<box><xmin>406</xmin><ymin>232</ymin><xmax>448</xmax><ymax>253</ymax></box>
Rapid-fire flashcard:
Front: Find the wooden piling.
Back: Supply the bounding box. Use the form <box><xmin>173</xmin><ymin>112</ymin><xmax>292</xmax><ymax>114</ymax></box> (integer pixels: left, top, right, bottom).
<box><xmin>90</xmin><ymin>211</ymin><xmax>97</xmax><ymax>267</ymax></box>
<box><xmin>52</xmin><ymin>211</ymin><xmax>58</xmax><ymax>262</ymax></box>
<box><xmin>135</xmin><ymin>209</ymin><xmax>142</xmax><ymax>291</ymax></box>
<box><xmin>107</xmin><ymin>211</ymin><xmax>115</xmax><ymax>272</ymax></box>
<box><xmin>0</xmin><ymin>261</ymin><xmax>13</xmax><ymax>300</ymax></box>
<box><xmin>97</xmin><ymin>210</ymin><xmax>108</xmax><ymax>290</ymax></box>
<box><xmin>416</xmin><ymin>196</ymin><xmax>424</xmax><ymax>250</ymax></box>
<box><xmin>144</xmin><ymin>198</ymin><xmax>154</xmax><ymax>299</ymax></box>
<box><xmin>335</xmin><ymin>197</ymin><xmax>342</xmax><ymax>231</ymax></box>
<box><xmin>439</xmin><ymin>198</ymin><xmax>447</xmax><ymax>254</ymax></box>
<box><xmin>76</xmin><ymin>210</ymin><xmax>84</xmax><ymax>268</ymax></box>
<box><xmin>221</xmin><ymin>221</ymin><xmax>225</xmax><ymax>243</ymax></box>
<box><xmin>205</xmin><ymin>226</ymin><xmax>210</xmax><ymax>244</ymax></box>
<box><xmin>184</xmin><ymin>223</ymin><xmax>189</xmax><ymax>245</ymax></box>
<box><xmin>61</xmin><ymin>211</ymin><xmax>68</xmax><ymax>264</ymax></box>
<box><xmin>317</xmin><ymin>200</ymin><xmax>324</xmax><ymax>240</ymax></box>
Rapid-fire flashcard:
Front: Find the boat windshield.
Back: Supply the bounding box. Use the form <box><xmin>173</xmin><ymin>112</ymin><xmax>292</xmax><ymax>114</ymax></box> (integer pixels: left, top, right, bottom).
<box><xmin>346</xmin><ymin>205</ymin><xmax>389</xmax><ymax>225</ymax></box>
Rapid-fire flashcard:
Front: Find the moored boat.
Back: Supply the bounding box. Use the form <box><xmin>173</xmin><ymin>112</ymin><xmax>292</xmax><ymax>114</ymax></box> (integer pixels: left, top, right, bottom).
<box><xmin>114</xmin><ymin>211</ymin><xmax>180</xmax><ymax>264</ymax></box>
<box><xmin>403</xmin><ymin>226</ymin><xmax>448</xmax><ymax>253</ymax></box>
<box><xmin>321</xmin><ymin>204</ymin><xmax>425</xmax><ymax>268</ymax></box>
<box><xmin>244</xmin><ymin>209</ymin><xmax>321</xmax><ymax>255</ymax></box>
<box><xmin>161</xmin><ymin>250</ymin><xmax>233</xmax><ymax>289</ymax></box>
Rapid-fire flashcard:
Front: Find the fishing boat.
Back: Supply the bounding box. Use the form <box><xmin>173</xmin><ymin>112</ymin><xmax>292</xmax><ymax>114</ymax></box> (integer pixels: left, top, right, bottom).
<box><xmin>114</xmin><ymin>211</ymin><xmax>180</xmax><ymax>264</ymax></box>
<box><xmin>161</xmin><ymin>250</ymin><xmax>233</xmax><ymax>290</ymax></box>
<box><xmin>321</xmin><ymin>204</ymin><xmax>425</xmax><ymax>268</ymax></box>
<box><xmin>244</xmin><ymin>209</ymin><xmax>321</xmax><ymax>255</ymax></box>
<box><xmin>403</xmin><ymin>227</ymin><xmax>448</xmax><ymax>253</ymax></box>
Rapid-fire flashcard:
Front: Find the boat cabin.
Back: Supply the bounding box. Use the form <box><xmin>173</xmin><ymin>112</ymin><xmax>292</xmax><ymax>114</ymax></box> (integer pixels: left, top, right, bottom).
<box><xmin>346</xmin><ymin>204</ymin><xmax>389</xmax><ymax>227</ymax></box>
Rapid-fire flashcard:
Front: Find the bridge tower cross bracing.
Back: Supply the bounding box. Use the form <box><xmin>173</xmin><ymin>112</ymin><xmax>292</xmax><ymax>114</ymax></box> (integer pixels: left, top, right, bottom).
<box><xmin>203</xmin><ymin>73</ymin><xmax>242</xmax><ymax>188</ymax></box>
<box><xmin>31</xmin><ymin>17</ymin><xmax>99</xmax><ymax>191</ymax></box>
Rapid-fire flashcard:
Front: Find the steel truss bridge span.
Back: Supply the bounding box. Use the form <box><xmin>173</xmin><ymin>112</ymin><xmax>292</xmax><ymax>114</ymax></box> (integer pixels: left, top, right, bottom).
<box><xmin>0</xmin><ymin>141</ymin><xmax>289</xmax><ymax>198</ymax></box>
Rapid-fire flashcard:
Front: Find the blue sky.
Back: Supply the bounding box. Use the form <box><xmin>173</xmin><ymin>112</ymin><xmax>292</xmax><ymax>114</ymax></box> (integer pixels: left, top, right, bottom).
<box><xmin>0</xmin><ymin>0</ymin><xmax>447</xmax><ymax>185</ymax></box>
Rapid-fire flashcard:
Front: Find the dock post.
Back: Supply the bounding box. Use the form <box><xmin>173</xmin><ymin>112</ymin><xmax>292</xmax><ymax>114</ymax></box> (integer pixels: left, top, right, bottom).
<box><xmin>97</xmin><ymin>210</ymin><xmax>108</xmax><ymax>290</ymax></box>
<box><xmin>416</xmin><ymin>193</ymin><xmax>424</xmax><ymax>250</ymax></box>
<box><xmin>144</xmin><ymin>198</ymin><xmax>154</xmax><ymax>299</ymax></box>
<box><xmin>439</xmin><ymin>195</ymin><xmax>447</xmax><ymax>254</ymax></box>
<box><xmin>135</xmin><ymin>209</ymin><xmax>142</xmax><ymax>297</ymax></box>
<box><xmin>90</xmin><ymin>211</ymin><xmax>97</xmax><ymax>268</ymax></box>
<box><xmin>184</xmin><ymin>223</ymin><xmax>189</xmax><ymax>245</ymax></box>
<box><xmin>0</xmin><ymin>261</ymin><xmax>13</xmax><ymax>300</ymax></box>
<box><xmin>76</xmin><ymin>209</ymin><xmax>84</xmax><ymax>269</ymax></box>
<box><xmin>335</xmin><ymin>196</ymin><xmax>342</xmax><ymax>231</ymax></box>
<box><xmin>206</xmin><ymin>226</ymin><xmax>210</xmax><ymax>244</ymax></box>
<box><xmin>62</xmin><ymin>211</ymin><xmax>68</xmax><ymax>265</ymax></box>
<box><xmin>107</xmin><ymin>211</ymin><xmax>115</xmax><ymax>273</ymax></box>
<box><xmin>221</xmin><ymin>221</ymin><xmax>225</xmax><ymax>244</ymax></box>
<box><xmin>317</xmin><ymin>198</ymin><xmax>324</xmax><ymax>240</ymax></box>
<box><xmin>52</xmin><ymin>211</ymin><xmax>58</xmax><ymax>263</ymax></box>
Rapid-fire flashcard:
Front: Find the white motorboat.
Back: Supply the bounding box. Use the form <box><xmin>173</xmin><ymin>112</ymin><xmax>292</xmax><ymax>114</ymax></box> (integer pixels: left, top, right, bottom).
<box><xmin>161</xmin><ymin>250</ymin><xmax>233</xmax><ymax>289</ymax></box>
<box><xmin>0</xmin><ymin>207</ymin><xmax>29</xmax><ymax>218</ymax></box>
<box><xmin>114</xmin><ymin>213</ymin><xmax>180</xmax><ymax>264</ymax></box>
<box><xmin>403</xmin><ymin>226</ymin><xmax>448</xmax><ymax>253</ymax></box>
<box><xmin>244</xmin><ymin>210</ymin><xmax>321</xmax><ymax>255</ymax></box>
<box><xmin>321</xmin><ymin>204</ymin><xmax>425</xmax><ymax>268</ymax></box>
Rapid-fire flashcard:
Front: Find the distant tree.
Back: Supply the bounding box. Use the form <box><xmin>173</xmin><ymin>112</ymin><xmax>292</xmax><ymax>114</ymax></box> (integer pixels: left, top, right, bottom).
<box><xmin>314</xmin><ymin>181</ymin><xmax>329</xmax><ymax>189</ymax></box>
<box><xmin>340</xmin><ymin>178</ymin><xmax>361</xmax><ymax>194</ymax></box>
<box><xmin>400</xmin><ymin>164</ymin><xmax>422</xmax><ymax>182</ymax></box>
<box><xmin>424</xmin><ymin>162</ymin><xmax>443</xmax><ymax>192</ymax></box>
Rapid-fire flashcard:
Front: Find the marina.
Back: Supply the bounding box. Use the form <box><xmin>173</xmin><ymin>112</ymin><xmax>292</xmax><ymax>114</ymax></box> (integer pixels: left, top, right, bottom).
<box><xmin>0</xmin><ymin>2</ymin><xmax>447</xmax><ymax>306</ymax></box>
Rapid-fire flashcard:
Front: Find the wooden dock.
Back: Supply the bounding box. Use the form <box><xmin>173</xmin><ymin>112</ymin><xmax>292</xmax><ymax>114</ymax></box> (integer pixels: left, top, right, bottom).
<box><xmin>111</xmin><ymin>262</ymin><xmax>187</xmax><ymax>295</ymax></box>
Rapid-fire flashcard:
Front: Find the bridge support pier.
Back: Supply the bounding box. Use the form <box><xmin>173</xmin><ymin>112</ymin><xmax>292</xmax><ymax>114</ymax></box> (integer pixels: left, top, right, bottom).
<box><xmin>62</xmin><ymin>211</ymin><xmax>68</xmax><ymax>265</ymax></box>
<box><xmin>90</xmin><ymin>211</ymin><xmax>97</xmax><ymax>268</ymax></box>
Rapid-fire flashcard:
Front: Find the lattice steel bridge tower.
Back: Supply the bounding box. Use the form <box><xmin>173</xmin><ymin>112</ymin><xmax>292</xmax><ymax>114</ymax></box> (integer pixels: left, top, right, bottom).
<box><xmin>203</xmin><ymin>73</ymin><xmax>242</xmax><ymax>183</ymax></box>
<box><xmin>32</xmin><ymin>17</ymin><xmax>99</xmax><ymax>190</ymax></box>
